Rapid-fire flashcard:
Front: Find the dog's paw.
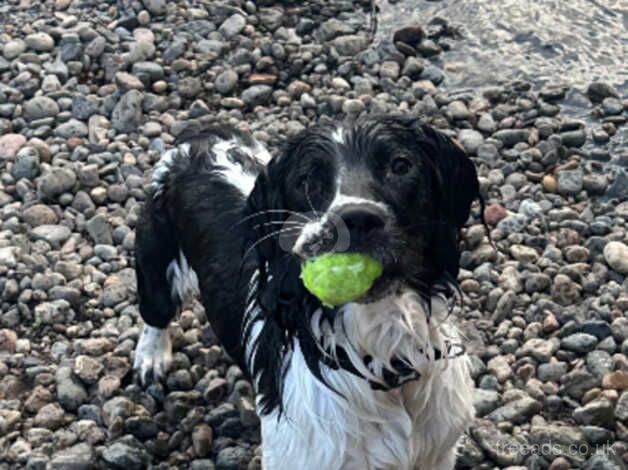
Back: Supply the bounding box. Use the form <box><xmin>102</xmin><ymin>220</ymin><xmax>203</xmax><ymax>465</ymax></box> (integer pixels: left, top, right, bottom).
<box><xmin>133</xmin><ymin>325</ymin><xmax>172</xmax><ymax>386</ymax></box>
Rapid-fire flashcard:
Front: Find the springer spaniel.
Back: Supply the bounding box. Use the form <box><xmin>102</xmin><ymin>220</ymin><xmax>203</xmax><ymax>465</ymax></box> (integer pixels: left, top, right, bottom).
<box><xmin>133</xmin><ymin>116</ymin><xmax>481</xmax><ymax>469</ymax></box>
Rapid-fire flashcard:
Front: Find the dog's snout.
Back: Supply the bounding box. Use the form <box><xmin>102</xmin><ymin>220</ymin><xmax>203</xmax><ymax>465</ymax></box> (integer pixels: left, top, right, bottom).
<box><xmin>338</xmin><ymin>207</ymin><xmax>385</xmax><ymax>235</ymax></box>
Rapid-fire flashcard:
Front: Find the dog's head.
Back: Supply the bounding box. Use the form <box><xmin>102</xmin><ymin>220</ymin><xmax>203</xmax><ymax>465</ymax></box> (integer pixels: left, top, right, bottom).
<box><xmin>247</xmin><ymin>115</ymin><xmax>479</xmax><ymax>301</ymax></box>
<box><xmin>245</xmin><ymin>116</ymin><xmax>480</xmax><ymax>412</ymax></box>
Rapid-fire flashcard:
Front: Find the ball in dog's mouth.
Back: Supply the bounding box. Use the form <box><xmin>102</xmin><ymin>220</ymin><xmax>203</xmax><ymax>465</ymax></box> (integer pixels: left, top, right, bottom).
<box><xmin>300</xmin><ymin>252</ymin><xmax>383</xmax><ymax>307</ymax></box>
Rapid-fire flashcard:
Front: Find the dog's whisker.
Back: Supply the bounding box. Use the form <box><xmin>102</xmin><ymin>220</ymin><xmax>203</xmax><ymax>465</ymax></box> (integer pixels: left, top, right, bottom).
<box><xmin>253</xmin><ymin>220</ymin><xmax>305</xmax><ymax>230</ymax></box>
<box><xmin>243</xmin><ymin>226</ymin><xmax>302</xmax><ymax>259</ymax></box>
<box><xmin>232</xmin><ymin>209</ymin><xmax>312</xmax><ymax>229</ymax></box>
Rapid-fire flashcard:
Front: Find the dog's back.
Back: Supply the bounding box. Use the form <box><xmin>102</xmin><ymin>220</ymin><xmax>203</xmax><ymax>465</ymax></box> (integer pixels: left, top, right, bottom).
<box><xmin>134</xmin><ymin>126</ymin><xmax>270</xmax><ymax>381</ymax></box>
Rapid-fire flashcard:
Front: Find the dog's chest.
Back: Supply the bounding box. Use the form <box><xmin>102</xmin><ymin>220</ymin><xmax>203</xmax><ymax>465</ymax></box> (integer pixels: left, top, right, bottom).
<box><xmin>258</xmin><ymin>341</ymin><xmax>474</xmax><ymax>470</ymax></box>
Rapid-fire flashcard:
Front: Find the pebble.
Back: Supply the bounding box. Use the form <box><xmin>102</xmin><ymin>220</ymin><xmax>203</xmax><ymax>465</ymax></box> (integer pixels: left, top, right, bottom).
<box><xmin>25</xmin><ymin>32</ymin><xmax>55</xmax><ymax>52</ymax></box>
<box><xmin>0</xmin><ymin>134</ymin><xmax>27</xmax><ymax>160</ymax></box>
<box><xmin>603</xmin><ymin>241</ymin><xmax>628</xmax><ymax>274</ymax></box>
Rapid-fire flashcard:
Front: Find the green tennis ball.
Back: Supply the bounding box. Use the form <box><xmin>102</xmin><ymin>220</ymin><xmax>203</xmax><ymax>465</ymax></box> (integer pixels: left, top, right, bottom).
<box><xmin>300</xmin><ymin>253</ymin><xmax>383</xmax><ymax>307</ymax></box>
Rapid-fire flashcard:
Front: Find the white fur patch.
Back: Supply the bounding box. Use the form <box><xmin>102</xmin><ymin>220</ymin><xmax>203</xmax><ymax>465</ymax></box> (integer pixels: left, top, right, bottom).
<box><xmin>249</xmin><ymin>290</ymin><xmax>474</xmax><ymax>469</ymax></box>
<box><xmin>167</xmin><ymin>250</ymin><xmax>200</xmax><ymax>302</ymax></box>
<box><xmin>332</xmin><ymin>127</ymin><xmax>345</xmax><ymax>144</ymax></box>
<box><xmin>151</xmin><ymin>143</ymin><xmax>191</xmax><ymax>197</ymax></box>
<box><xmin>133</xmin><ymin>325</ymin><xmax>173</xmax><ymax>384</ymax></box>
<box><xmin>212</xmin><ymin>138</ymin><xmax>258</xmax><ymax>196</ymax></box>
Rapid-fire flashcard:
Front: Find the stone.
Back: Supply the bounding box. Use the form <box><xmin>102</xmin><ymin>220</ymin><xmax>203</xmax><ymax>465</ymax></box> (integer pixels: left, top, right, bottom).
<box><xmin>56</xmin><ymin>366</ymin><xmax>88</xmax><ymax>411</ymax></box>
<box><xmin>603</xmin><ymin>241</ymin><xmax>628</xmax><ymax>274</ymax></box>
<box><xmin>561</xmin><ymin>333</ymin><xmax>598</xmax><ymax>354</ymax></box>
<box><xmin>22</xmin><ymin>204</ymin><xmax>58</xmax><ymax>227</ymax></box>
<box><xmin>484</xmin><ymin>203</ymin><xmax>508</xmax><ymax>225</ymax></box>
<box><xmin>560</xmin><ymin>129</ymin><xmax>587</xmax><ymax>147</ymax></box>
<box><xmin>471</xmin><ymin>421</ymin><xmax>524</xmax><ymax>466</ymax></box>
<box><xmin>219</xmin><ymin>14</ymin><xmax>246</xmax><ymax>38</ymax></box>
<box><xmin>493</xmin><ymin>129</ymin><xmax>530</xmax><ymax>146</ymax></box>
<box><xmin>573</xmin><ymin>399</ymin><xmax>614</xmax><ymax>428</ymax></box>
<box><xmin>55</xmin><ymin>119</ymin><xmax>88</xmax><ymax>138</ymax></box>
<box><xmin>12</xmin><ymin>146</ymin><xmax>40</xmax><ymax>180</ymax></box>
<box><xmin>530</xmin><ymin>424</ymin><xmax>588</xmax><ymax>464</ymax></box>
<box><xmin>38</xmin><ymin>168</ymin><xmax>76</xmax><ymax>199</ymax></box>
<box><xmin>602</xmin><ymin>97</ymin><xmax>623</xmax><ymax>115</ymax></box>
<box><xmin>586</xmin><ymin>82</ymin><xmax>619</xmax><ymax>103</ymax></box>
<box><xmin>0</xmin><ymin>134</ymin><xmax>27</xmax><ymax>160</ymax></box>
<box><xmin>142</xmin><ymin>0</ymin><xmax>166</xmax><ymax>16</ymax></box>
<box><xmin>241</xmin><ymin>85</ymin><xmax>273</xmax><ymax>106</ymax></box>
<box><xmin>112</xmin><ymin>90</ymin><xmax>144</xmax><ymax>132</ymax></box>
<box><xmin>510</xmin><ymin>245</ymin><xmax>539</xmax><ymax>264</ymax></box>
<box><xmin>25</xmin><ymin>32</ymin><xmax>55</xmax><ymax>52</ymax></box>
<box><xmin>192</xmin><ymin>424</ymin><xmax>213</xmax><ymax>457</ymax></box>
<box><xmin>333</xmin><ymin>35</ymin><xmax>368</xmax><ymax>56</ymax></box>
<box><xmin>74</xmin><ymin>355</ymin><xmax>104</xmax><ymax>385</ymax></box>
<box><xmin>3</xmin><ymin>39</ymin><xmax>26</xmax><ymax>59</ymax></box>
<box><xmin>48</xmin><ymin>443</ymin><xmax>94</xmax><ymax>470</ymax></box>
<box><xmin>215</xmin><ymin>70</ymin><xmax>238</xmax><ymax>95</ymax></box>
<box><xmin>343</xmin><ymin>99</ymin><xmax>365</xmax><ymax>114</ymax></box>
<box><xmin>615</xmin><ymin>391</ymin><xmax>628</xmax><ymax>421</ymax></box>
<box><xmin>486</xmin><ymin>395</ymin><xmax>542</xmax><ymax>423</ymax></box>
<box><xmin>543</xmin><ymin>174</ymin><xmax>558</xmax><ymax>193</ymax></box>
<box><xmin>602</xmin><ymin>371</ymin><xmax>628</xmax><ymax>390</ymax></box>
<box><xmin>115</xmin><ymin>72</ymin><xmax>144</xmax><ymax>90</ymax></box>
<box><xmin>102</xmin><ymin>438</ymin><xmax>148</xmax><ymax>469</ymax></box>
<box><xmin>31</xmin><ymin>225</ymin><xmax>71</xmax><ymax>248</ymax></box>
<box><xmin>23</xmin><ymin>96</ymin><xmax>59</xmax><ymax>121</ymax></box>
<box><xmin>557</xmin><ymin>169</ymin><xmax>583</xmax><ymax>195</ymax></box>
<box><xmin>457</xmin><ymin>129</ymin><xmax>483</xmax><ymax>154</ymax></box>
<box><xmin>86</xmin><ymin>214</ymin><xmax>112</xmax><ymax>244</ymax></box>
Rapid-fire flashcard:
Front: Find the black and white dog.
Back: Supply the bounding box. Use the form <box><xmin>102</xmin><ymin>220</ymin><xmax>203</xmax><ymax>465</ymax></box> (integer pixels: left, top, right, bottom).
<box><xmin>133</xmin><ymin>116</ymin><xmax>481</xmax><ymax>469</ymax></box>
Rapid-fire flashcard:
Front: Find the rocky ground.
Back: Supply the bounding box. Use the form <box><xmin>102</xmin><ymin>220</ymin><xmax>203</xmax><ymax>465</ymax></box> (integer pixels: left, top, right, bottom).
<box><xmin>0</xmin><ymin>0</ymin><xmax>627</xmax><ymax>469</ymax></box>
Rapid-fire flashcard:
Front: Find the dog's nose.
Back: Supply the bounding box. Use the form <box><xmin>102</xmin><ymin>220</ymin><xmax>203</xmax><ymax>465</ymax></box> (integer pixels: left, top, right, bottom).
<box><xmin>338</xmin><ymin>207</ymin><xmax>385</xmax><ymax>234</ymax></box>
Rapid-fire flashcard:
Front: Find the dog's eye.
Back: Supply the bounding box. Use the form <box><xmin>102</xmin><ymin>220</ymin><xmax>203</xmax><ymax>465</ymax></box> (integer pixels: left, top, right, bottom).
<box><xmin>391</xmin><ymin>157</ymin><xmax>412</xmax><ymax>175</ymax></box>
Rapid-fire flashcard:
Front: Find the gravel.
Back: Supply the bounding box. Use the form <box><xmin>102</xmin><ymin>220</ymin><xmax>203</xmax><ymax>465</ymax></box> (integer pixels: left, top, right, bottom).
<box><xmin>0</xmin><ymin>1</ymin><xmax>626</xmax><ymax>469</ymax></box>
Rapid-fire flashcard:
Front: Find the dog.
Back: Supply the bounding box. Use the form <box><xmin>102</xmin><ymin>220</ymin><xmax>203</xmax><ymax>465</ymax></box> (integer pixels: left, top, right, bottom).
<box><xmin>133</xmin><ymin>115</ymin><xmax>481</xmax><ymax>469</ymax></box>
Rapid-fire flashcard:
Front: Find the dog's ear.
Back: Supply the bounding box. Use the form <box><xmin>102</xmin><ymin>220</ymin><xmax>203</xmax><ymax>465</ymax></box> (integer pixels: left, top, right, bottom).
<box><xmin>415</xmin><ymin>125</ymin><xmax>480</xmax><ymax>281</ymax></box>
<box><xmin>419</xmin><ymin>125</ymin><xmax>480</xmax><ymax>228</ymax></box>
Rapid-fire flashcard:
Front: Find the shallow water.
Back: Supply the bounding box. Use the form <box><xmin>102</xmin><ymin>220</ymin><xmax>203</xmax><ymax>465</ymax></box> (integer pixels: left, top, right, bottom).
<box><xmin>378</xmin><ymin>0</ymin><xmax>627</xmax><ymax>94</ymax></box>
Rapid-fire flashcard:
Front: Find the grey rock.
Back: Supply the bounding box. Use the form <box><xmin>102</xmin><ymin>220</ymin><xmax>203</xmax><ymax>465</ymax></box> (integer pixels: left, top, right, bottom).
<box><xmin>102</xmin><ymin>438</ymin><xmax>148</xmax><ymax>470</ymax></box>
<box><xmin>319</xmin><ymin>19</ymin><xmax>354</xmax><ymax>40</ymax></box>
<box><xmin>573</xmin><ymin>399</ymin><xmax>614</xmax><ymax>428</ymax></box>
<box><xmin>473</xmin><ymin>389</ymin><xmax>501</xmax><ymax>417</ymax></box>
<box><xmin>56</xmin><ymin>366</ymin><xmax>87</xmax><ymax>411</ymax></box>
<box><xmin>560</xmin><ymin>129</ymin><xmax>587</xmax><ymax>147</ymax></box>
<box><xmin>603</xmin><ymin>241</ymin><xmax>628</xmax><ymax>274</ymax></box>
<box><xmin>48</xmin><ymin>443</ymin><xmax>94</xmax><ymax>470</ymax></box>
<box><xmin>112</xmin><ymin>90</ymin><xmax>144</xmax><ymax>132</ymax></box>
<box><xmin>86</xmin><ymin>214</ymin><xmax>112</xmax><ymax>244</ymax></box>
<box><xmin>561</xmin><ymin>369</ymin><xmax>599</xmax><ymax>399</ymax></box>
<box><xmin>457</xmin><ymin>129</ymin><xmax>483</xmax><ymax>154</ymax></box>
<box><xmin>586</xmin><ymin>82</ymin><xmax>619</xmax><ymax>103</ymax></box>
<box><xmin>72</xmin><ymin>95</ymin><xmax>100</xmax><ymax>120</ymax></box>
<box><xmin>615</xmin><ymin>391</ymin><xmax>628</xmax><ymax>421</ymax></box>
<box><xmin>12</xmin><ymin>147</ymin><xmax>40</xmax><ymax>180</ymax></box>
<box><xmin>219</xmin><ymin>14</ymin><xmax>246</xmax><ymax>39</ymax></box>
<box><xmin>401</xmin><ymin>57</ymin><xmax>424</xmax><ymax>79</ymax></box>
<box><xmin>177</xmin><ymin>77</ymin><xmax>202</xmax><ymax>98</ymax></box>
<box><xmin>420</xmin><ymin>64</ymin><xmax>444</xmax><ymax>85</ymax></box>
<box><xmin>38</xmin><ymin>168</ymin><xmax>76</xmax><ymax>199</ymax></box>
<box><xmin>537</xmin><ymin>362</ymin><xmax>568</xmax><ymax>382</ymax></box>
<box><xmin>557</xmin><ymin>169</ymin><xmax>583</xmax><ymax>195</ymax></box>
<box><xmin>31</xmin><ymin>225</ymin><xmax>71</xmax><ymax>248</ymax></box>
<box><xmin>215</xmin><ymin>70</ymin><xmax>238</xmax><ymax>95</ymax></box>
<box><xmin>142</xmin><ymin>0</ymin><xmax>166</xmax><ymax>16</ymax></box>
<box><xmin>54</xmin><ymin>119</ymin><xmax>88</xmax><ymax>138</ymax></box>
<box><xmin>493</xmin><ymin>129</ymin><xmax>530</xmax><ymax>146</ymax></box>
<box><xmin>25</xmin><ymin>32</ymin><xmax>54</xmax><ymax>52</ymax></box>
<box><xmin>587</xmin><ymin>350</ymin><xmax>613</xmax><ymax>378</ymax></box>
<box><xmin>530</xmin><ymin>424</ymin><xmax>588</xmax><ymax>464</ymax></box>
<box><xmin>216</xmin><ymin>446</ymin><xmax>252</xmax><ymax>470</ymax></box>
<box><xmin>241</xmin><ymin>85</ymin><xmax>273</xmax><ymax>106</ymax></box>
<box><xmin>34</xmin><ymin>299</ymin><xmax>72</xmax><ymax>324</ymax></box>
<box><xmin>561</xmin><ymin>333</ymin><xmax>598</xmax><ymax>354</ymax></box>
<box><xmin>602</xmin><ymin>97</ymin><xmax>623</xmax><ymax>115</ymax></box>
<box><xmin>23</xmin><ymin>96</ymin><xmax>59</xmax><ymax>121</ymax></box>
<box><xmin>497</xmin><ymin>213</ymin><xmax>527</xmax><ymax>235</ymax></box>
<box><xmin>332</xmin><ymin>35</ymin><xmax>368</xmax><ymax>56</ymax></box>
<box><xmin>85</xmin><ymin>36</ymin><xmax>106</xmax><ymax>58</ymax></box>
<box><xmin>486</xmin><ymin>396</ymin><xmax>541</xmax><ymax>424</ymax></box>
<box><xmin>3</xmin><ymin>39</ymin><xmax>26</xmax><ymax>59</ymax></box>
<box><xmin>471</xmin><ymin>421</ymin><xmax>524</xmax><ymax>466</ymax></box>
